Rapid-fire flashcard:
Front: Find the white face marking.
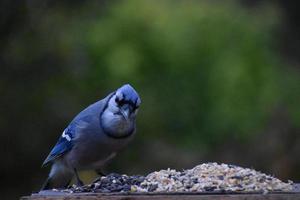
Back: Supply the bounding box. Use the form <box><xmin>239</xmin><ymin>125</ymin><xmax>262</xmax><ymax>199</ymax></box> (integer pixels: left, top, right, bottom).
<box><xmin>115</xmin><ymin>90</ymin><xmax>124</xmax><ymax>101</ymax></box>
<box><xmin>102</xmin><ymin>109</ymin><xmax>132</xmax><ymax>132</ymax></box>
<box><xmin>136</xmin><ymin>97</ymin><xmax>141</xmax><ymax>107</ymax></box>
<box><xmin>101</xmin><ymin>94</ymin><xmax>136</xmax><ymax>136</ymax></box>
<box><xmin>106</xmin><ymin>94</ymin><xmax>139</xmax><ymax>118</ymax></box>
<box><xmin>106</xmin><ymin>95</ymin><xmax>120</xmax><ymax>113</ymax></box>
<box><xmin>62</xmin><ymin>130</ymin><xmax>71</xmax><ymax>141</ymax></box>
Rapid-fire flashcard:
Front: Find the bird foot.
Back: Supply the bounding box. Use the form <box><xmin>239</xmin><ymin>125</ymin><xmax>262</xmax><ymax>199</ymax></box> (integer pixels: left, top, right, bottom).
<box><xmin>92</xmin><ymin>177</ymin><xmax>101</xmax><ymax>183</ymax></box>
<box><xmin>76</xmin><ymin>180</ymin><xmax>84</xmax><ymax>187</ymax></box>
<box><xmin>97</xmin><ymin>171</ymin><xmax>107</xmax><ymax>176</ymax></box>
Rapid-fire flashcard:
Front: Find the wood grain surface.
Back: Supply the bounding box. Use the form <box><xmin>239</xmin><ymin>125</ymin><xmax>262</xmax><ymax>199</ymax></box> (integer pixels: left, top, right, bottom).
<box><xmin>21</xmin><ymin>192</ymin><xmax>300</xmax><ymax>200</ymax></box>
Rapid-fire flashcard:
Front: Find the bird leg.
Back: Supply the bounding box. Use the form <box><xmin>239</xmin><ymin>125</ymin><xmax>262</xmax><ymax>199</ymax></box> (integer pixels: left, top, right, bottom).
<box><xmin>73</xmin><ymin>168</ymin><xmax>84</xmax><ymax>186</ymax></box>
<box><xmin>92</xmin><ymin>169</ymin><xmax>107</xmax><ymax>183</ymax></box>
<box><xmin>96</xmin><ymin>169</ymin><xmax>107</xmax><ymax>176</ymax></box>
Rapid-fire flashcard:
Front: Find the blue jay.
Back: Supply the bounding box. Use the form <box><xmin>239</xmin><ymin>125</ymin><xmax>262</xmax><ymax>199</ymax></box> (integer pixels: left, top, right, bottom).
<box><xmin>41</xmin><ymin>84</ymin><xmax>141</xmax><ymax>190</ymax></box>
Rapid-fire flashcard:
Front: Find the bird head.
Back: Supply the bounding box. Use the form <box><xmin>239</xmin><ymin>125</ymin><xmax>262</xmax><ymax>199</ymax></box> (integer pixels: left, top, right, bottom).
<box><xmin>101</xmin><ymin>84</ymin><xmax>141</xmax><ymax>137</ymax></box>
<box><xmin>113</xmin><ymin>84</ymin><xmax>141</xmax><ymax>120</ymax></box>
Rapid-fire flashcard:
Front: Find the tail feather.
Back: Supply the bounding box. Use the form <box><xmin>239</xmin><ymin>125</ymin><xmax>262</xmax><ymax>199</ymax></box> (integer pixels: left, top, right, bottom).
<box><xmin>41</xmin><ymin>161</ymin><xmax>73</xmax><ymax>190</ymax></box>
<box><xmin>41</xmin><ymin>177</ymin><xmax>51</xmax><ymax>190</ymax></box>
<box><xmin>41</xmin><ymin>176</ymin><xmax>71</xmax><ymax>190</ymax></box>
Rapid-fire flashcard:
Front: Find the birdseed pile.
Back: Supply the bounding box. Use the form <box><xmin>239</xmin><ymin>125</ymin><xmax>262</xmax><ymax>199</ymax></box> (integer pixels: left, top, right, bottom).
<box><xmin>133</xmin><ymin>163</ymin><xmax>293</xmax><ymax>193</ymax></box>
<box><xmin>60</xmin><ymin>163</ymin><xmax>293</xmax><ymax>194</ymax></box>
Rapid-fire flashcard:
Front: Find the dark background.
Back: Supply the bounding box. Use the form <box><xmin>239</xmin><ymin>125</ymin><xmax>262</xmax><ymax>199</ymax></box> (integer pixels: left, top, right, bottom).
<box><xmin>1</xmin><ymin>0</ymin><xmax>300</xmax><ymax>199</ymax></box>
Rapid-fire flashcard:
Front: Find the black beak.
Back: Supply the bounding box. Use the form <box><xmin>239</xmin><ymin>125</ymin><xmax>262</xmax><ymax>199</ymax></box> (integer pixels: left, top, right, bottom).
<box><xmin>120</xmin><ymin>107</ymin><xmax>130</xmax><ymax>120</ymax></box>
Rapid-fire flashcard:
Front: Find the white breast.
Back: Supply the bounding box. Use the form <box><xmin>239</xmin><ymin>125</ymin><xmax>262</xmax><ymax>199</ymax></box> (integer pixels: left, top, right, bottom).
<box><xmin>101</xmin><ymin>110</ymin><xmax>134</xmax><ymax>137</ymax></box>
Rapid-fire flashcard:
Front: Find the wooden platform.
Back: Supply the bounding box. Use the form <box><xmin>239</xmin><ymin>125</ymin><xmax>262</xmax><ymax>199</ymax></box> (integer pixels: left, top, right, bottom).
<box><xmin>21</xmin><ymin>191</ymin><xmax>300</xmax><ymax>200</ymax></box>
<box><xmin>21</xmin><ymin>183</ymin><xmax>300</xmax><ymax>200</ymax></box>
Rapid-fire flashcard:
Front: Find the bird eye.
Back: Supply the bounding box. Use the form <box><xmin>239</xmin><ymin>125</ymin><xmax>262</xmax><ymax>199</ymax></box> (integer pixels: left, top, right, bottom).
<box><xmin>119</xmin><ymin>100</ymin><xmax>125</xmax><ymax>106</ymax></box>
<box><xmin>115</xmin><ymin>96</ymin><xmax>125</xmax><ymax>106</ymax></box>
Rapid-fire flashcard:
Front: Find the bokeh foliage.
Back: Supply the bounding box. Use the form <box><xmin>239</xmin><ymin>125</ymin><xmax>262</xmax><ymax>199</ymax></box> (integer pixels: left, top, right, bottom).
<box><xmin>1</xmin><ymin>0</ymin><xmax>300</xmax><ymax>199</ymax></box>
<box><xmin>48</xmin><ymin>0</ymin><xmax>288</xmax><ymax>147</ymax></box>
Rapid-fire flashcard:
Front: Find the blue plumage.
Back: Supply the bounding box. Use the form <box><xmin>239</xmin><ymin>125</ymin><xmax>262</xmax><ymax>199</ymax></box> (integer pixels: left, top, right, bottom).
<box><xmin>41</xmin><ymin>84</ymin><xmax>141</xmax><ymax>190</ymax></box>
<box><xmin>117</xmin><ymin>84</ymin><xmax>141</xmax><ymax>106</ymax></box>
<box><xmin>42</xmin><ymin>124</ymin><xmax>76</xmax><ymax>166</ymax></box>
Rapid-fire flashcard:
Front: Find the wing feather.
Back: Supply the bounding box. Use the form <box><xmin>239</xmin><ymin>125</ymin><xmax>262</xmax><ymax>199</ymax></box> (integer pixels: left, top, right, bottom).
<box><xmin>42</xmin><ymin>124</ymin><xmax>75</xmax><ymax>167</ymax></box>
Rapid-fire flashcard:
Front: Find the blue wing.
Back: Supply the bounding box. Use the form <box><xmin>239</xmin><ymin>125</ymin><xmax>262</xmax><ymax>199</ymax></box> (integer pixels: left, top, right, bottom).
<box><xmin>42</xmin><ymin>124</ymin><xmax>76</xmax><ymax>167</ymax></box>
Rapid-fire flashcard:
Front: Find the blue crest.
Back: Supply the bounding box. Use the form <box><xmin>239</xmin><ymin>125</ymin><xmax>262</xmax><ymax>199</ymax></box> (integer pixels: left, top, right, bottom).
<box><xmin>117</xmin><ymin>84</ymin><xmax>141</xmax><ymax>106</ymax></box>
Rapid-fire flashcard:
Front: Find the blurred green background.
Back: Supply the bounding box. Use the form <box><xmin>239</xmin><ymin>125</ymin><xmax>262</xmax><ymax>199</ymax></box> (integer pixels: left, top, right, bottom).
<box><xmin>1</xmin><ymin>0</ymin><xmax>300</xmax><ymax>199</ymax></box>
